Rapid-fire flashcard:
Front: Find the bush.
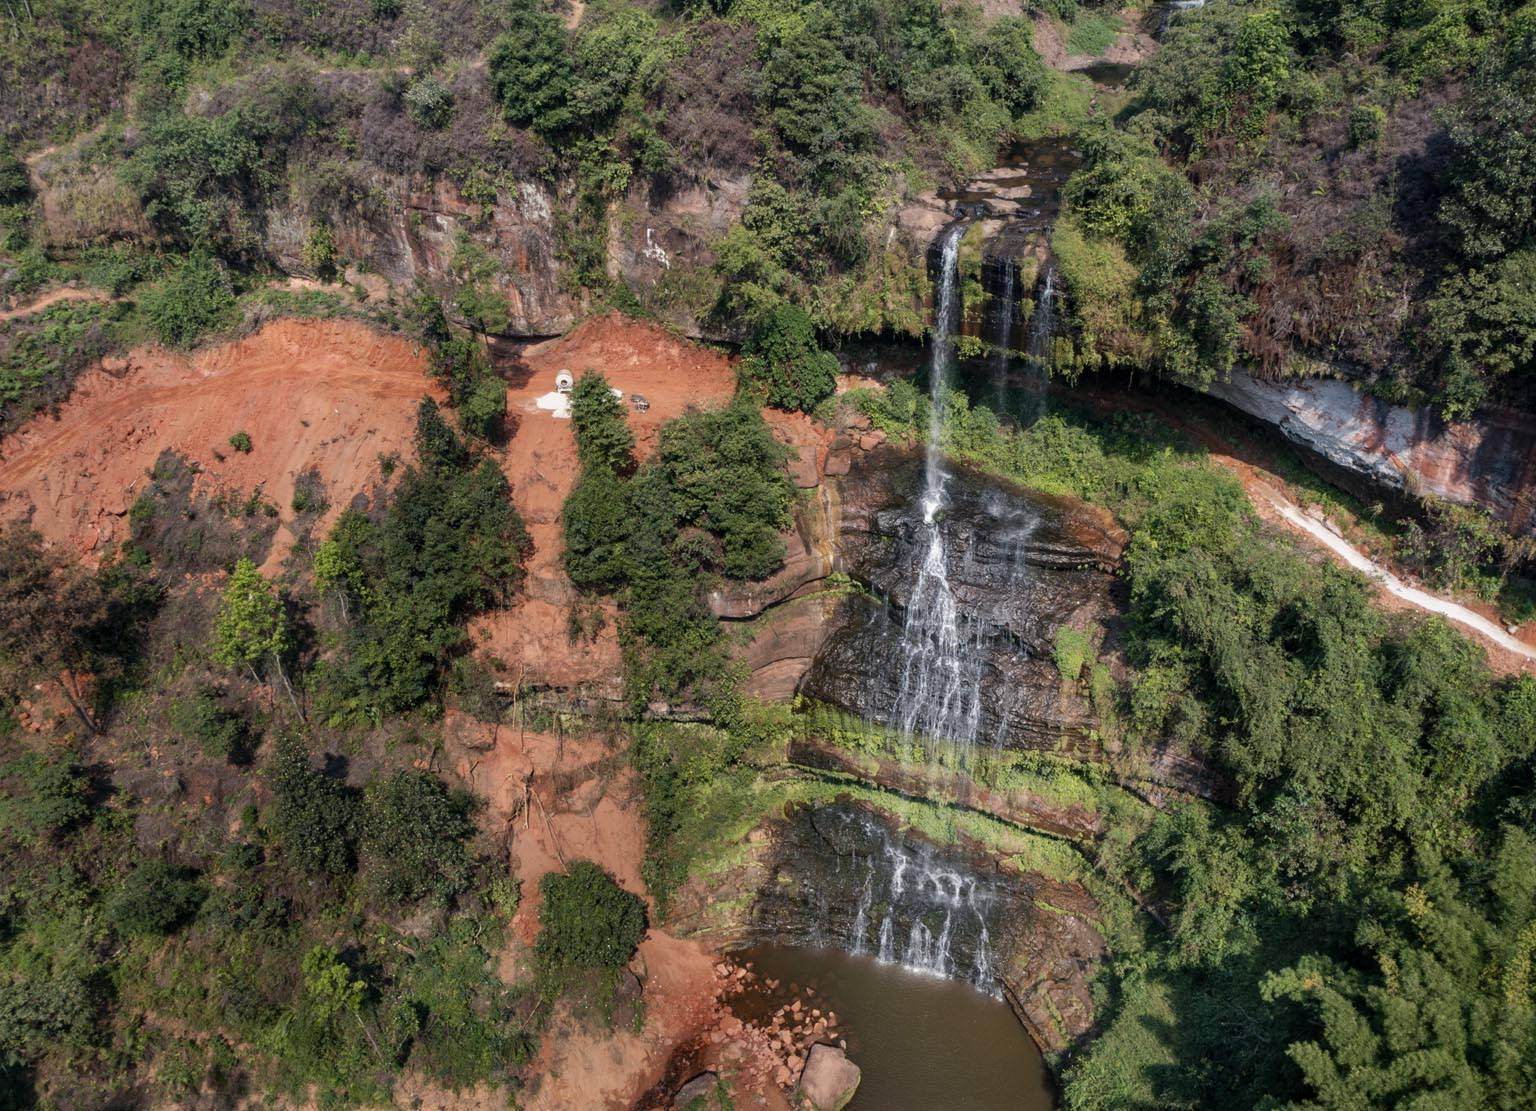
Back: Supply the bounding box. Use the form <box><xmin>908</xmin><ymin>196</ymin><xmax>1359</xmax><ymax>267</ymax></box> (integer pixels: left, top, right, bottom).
<box><xmin>141</xmin><ymin>253</ymin><xmax>238</xmax><ymax>348</ymax></box>
<box><xmin>737</xmin><ymin>303</ymin><xmax>839</xmax><ymax>413</ymax></box>
<box><xmin>291</xmin><ymin>468</ymin><xmax>328</xmax><ymax>514</ymax></box>
<box><xmin>570</xmin><ymin>371</ymin><xmax>635</xmax><ymax>475</ymax></box>
<box><xmin>3</xmin><ymin>754</ymin><xmax>93</xmax><ymax>842</ymax></box>
<box><xmin>404</xmin><ymin>75</ymin><xmax>455</xmax><ymax>130</ymax></box>
<box><xmin>229</xmin><ymin>431</ymin><xmax>252</xmax><ymax>453</ymax></box>
<box><xmin>360</xmin><ymin>770</ymin><xmax>474</xmax><ymax>905</ymax></box>
<box><xmin>460</xmin><ymin>375</ymin><xmax>507</xmax><ymax>442</ymax></box>
<box><xmin>171</xmin><ymin>683</ymin><xmax>254</xmax><ymax>764</ymax></box>
<box><xmin>647</xmin><ymin>401</ymin><xmax>792</xmax><ymax>580</ymax></box>
<box><xmin>1347</xmin><ymin>103</ymin><xmax>1386</xmax><ymax>146</ymax></box>
<box><xmin>268</xmin><ymin>734</ymin><xmax>358</xmax><ymax>876</ymax></box>
<box><xmin>107</xmin><ymin>861</ymin><xmax>206</xmax><ymax>937</ymax></box>
<box><xmin>312</xmin><ymin>402</ymin><xmax>528</xmax><ymax>721</ymax></box>
<box><xmin>563</xmin><ymin>467</ymin><xmax>630</xmax><ymax>589</ymax></box>
<box><xmin>302</xmin><ymin>223</ymin><xmax>339</xmax><ymax>281</ymax></box>
<box><xmin>535</xmin><ymin>861</ymin><xmax>645</xmax><ymax>978</ymax></box>
<box><xmin>487</xmin><ymin>3</ymin><xmax>574</xmax><ymax>135</ymax></box>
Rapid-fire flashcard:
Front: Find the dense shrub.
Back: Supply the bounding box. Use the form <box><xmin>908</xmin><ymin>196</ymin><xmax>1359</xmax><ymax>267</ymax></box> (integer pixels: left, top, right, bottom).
<box><xmin>359</xmin><ymin>770</ymin><xmax>474</xmax><ymax>906</ymax></box>
<box><xmin>1</xmin><ymin>754</ymin><xmax>93</xmax><ymax>843</ymax></box>
<box><xmin>648</xmin><ymin>402</ymin><xmax>793</xmax><ymax>579</ymax></box>
<box><xmin>535</xmin><ymin>861</ymin><xmax>645</xmax><ymax>978</ymax></box>
<box><xmin>171</xmin><ymin>684</ymin><xmax>254</xmax><ymax>764</ymax></box>
<box><xmin>562</xmin><ymin>467</ymin><xmax>630</xmax><ymax>590</ymax></box>
<box><xmin>487</xmin><ymin>2</ymin><xmax>574</xmax><ymax>135</ymax></box>
<box><xmin>267</xmin><ymin>733</ymin><xmax>358</xmax><ymax>876</ymax></box>
<box><xmin>140</xmin><ymin>253</ymin><xmax>238</xmax><ymax>349</ymax></box>
<box><xmin>313</xmin><ymin>400</ymin><xmax>528</xmax><ymax>721</ymax></box>
<box><xmin>107</xmin><ymin>861</ymin><xmax>206</xmax><ymax>937</ymax></box>
<box><xmin>404</xmin><ymin>75</ymin><xmax>454</xmax><ymax>130</ymax></box>
<box><xmin>737</xmin><ymin>303</ymin><xmax>839</xmax><ymax>413</ymax></box>
<box><xmin>569</xmin><ymin>371</ymin><xmax>636</xmax><ymax>475</ymax></box>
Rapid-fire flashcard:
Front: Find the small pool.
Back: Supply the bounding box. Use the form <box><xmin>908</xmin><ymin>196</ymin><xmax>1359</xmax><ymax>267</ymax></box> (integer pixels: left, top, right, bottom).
<box><xmin>732</xmin><ymin>945</ymin><xmax>1055</xmax><ymax>1111</ymax></box>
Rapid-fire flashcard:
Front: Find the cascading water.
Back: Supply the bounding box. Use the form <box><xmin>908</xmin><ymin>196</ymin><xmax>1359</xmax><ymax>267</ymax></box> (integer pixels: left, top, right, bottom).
<box><xmin>1026</xmin><ymin>264</ymin><xmax>1057</xmax><ymax>370</ymax></box>
<box><xmin>890</xmin><ymin>224</ymin><xmax>986</xmax><ymax>758</ymax></box>
<box><xmin>837</xmin><ymin>810</ymin><xmax>1001</xmax><ymax>994</ymax></box>
<box><xmin>991</xmin><ymin>258</ymin><xmax>1016</xmax><ymax>412</ymax></box>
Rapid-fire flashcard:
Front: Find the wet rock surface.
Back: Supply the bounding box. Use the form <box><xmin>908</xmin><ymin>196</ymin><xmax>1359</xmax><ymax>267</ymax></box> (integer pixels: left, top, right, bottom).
<box><xmin>717</xmin><ymin>800</ymin><xmax>1104</xmax><ymax>1054</ymax></box>
<box><xmin>801</xmin><ymin>445</ymin><xmax>1124</xmax><ymax>751</ymax></box>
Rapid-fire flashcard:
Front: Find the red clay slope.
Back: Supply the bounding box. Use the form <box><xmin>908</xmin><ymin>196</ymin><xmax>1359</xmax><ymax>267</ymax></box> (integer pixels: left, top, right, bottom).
<box><xmin>0</xmin><ymin>318</ymin><xmax>438</xmax><ymax>569</ymax></box>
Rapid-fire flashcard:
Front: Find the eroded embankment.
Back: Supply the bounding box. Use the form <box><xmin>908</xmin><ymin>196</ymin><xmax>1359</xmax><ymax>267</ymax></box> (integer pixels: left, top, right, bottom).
<box><xmin>0</xmin><ymin>317</ymin><xmax>437</xmax><ymax>569</ymax></box>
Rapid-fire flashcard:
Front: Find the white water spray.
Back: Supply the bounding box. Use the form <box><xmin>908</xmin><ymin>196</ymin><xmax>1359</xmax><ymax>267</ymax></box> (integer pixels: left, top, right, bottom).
<box><xmin>890</xmin><ymin>224</ymin><xmax>987</xmax><ymax>758</ymax></box>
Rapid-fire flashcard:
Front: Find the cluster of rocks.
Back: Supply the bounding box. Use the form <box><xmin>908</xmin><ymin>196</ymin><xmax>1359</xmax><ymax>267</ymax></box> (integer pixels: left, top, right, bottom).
<box><xmin>670</xmin><ymin>960</ymin><xmax>862</xmax><ymax>1110</ymax></box>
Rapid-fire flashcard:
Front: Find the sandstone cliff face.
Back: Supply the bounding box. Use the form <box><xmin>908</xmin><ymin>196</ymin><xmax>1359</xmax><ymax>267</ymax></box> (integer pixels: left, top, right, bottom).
<box><xmin>1209</xmin><ymin>371</ymin><xmax>1536</xmax><ymax>536</ymax></box>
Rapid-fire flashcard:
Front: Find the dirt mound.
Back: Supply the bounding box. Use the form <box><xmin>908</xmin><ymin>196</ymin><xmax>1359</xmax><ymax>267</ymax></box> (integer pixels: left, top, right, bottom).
<box><xmin>0</xmin><ymin>318</ymin><xmax>436</xmax><ymax>568</ymax></box>
<box><xmin>474</xmin><ymin>313</ymin><xmax>737</xmax><ymax>692</ymax></box>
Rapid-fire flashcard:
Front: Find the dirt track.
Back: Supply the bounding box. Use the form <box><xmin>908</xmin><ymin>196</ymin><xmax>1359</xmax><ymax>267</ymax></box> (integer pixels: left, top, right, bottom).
<box><xmin>0</xmin><ymin>318</ymin><xmax>437</xmax><ymax>568</ymax></box>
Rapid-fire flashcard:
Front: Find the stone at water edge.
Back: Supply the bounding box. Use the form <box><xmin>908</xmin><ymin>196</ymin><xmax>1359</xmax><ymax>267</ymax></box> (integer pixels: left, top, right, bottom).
<box><xmin>798</xmin><ymin>1044</ymin><xmax>861</xmax><ymax>1111</ymax></box>
<box><xmin>672</xmin><ymin>1070</ymin><xmax>723</xmax><ymax>1111</ymax></box>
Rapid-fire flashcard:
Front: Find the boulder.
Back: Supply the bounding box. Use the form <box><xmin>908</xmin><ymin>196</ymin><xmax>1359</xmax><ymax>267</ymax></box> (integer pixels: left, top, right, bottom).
<box><xmin>673</xmin><ymin>1070</ymin><xmax>723</xmax><ymax>1110</ymax></box>
<box><xmin>798</xmin><ymin>1044</ymin><xmax>861</xmax><ymax>1110</ymax></box>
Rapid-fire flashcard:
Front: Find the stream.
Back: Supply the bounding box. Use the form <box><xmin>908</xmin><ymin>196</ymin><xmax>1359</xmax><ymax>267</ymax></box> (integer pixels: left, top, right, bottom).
<box><xmin>732</xmin><ymin>945</ymin><xmax>1054</xmax><ymax>1111</ymax></box>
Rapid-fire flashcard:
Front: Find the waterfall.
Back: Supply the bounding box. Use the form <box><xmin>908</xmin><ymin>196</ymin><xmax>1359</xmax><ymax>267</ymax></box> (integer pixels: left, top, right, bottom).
<box><xmin>991</xmin><ymin>258</ymin><xmax>1016</xmax><ymax>412</ymax></box>
<box><xmin>1026</xmin><ymin>264</ymin><xmax>1057</xmax><ymax>370</ymax></box>
<box><xmin>828</xmin><ymin>810</ymin><xmax>1001</xmax><ymax>994</ymax></box>
<box><xmin>890</xmin><ymin>224</ymin><xmax>986</xmax><ymax>759</ymax></box>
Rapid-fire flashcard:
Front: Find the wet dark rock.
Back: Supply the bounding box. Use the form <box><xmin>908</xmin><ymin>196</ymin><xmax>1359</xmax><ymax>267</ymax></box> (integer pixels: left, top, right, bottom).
<box><xmin>801</xmin><ymin>445</ymin><xmax>1124</xmax><ymax>752</ymax></box>
<box><xmin>724</xmin><ymin>800</ymin><xmax>1105</xmax><ymax>1055</ymax></box>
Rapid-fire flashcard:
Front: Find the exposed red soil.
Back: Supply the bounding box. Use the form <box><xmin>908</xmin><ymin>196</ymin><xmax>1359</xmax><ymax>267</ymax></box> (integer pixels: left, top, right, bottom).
<box><xmin>473</xmin><ymin>314</ymin><xmax>736</xmax><ymax>692</ymax></box>
<box><xmin>0</xmin><ymin>318</ymin><xmax>437</xmax><ymax>570</ymax></box>
<box><xmin>444</xmin><ymin>711</ymin><xmax>733</xmax><ymax>1110</ymax></box>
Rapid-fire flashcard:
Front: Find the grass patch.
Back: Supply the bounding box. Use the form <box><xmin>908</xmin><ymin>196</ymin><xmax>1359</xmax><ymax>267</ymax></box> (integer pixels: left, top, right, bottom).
<box><xmin>1066</xmin><ymin>12</ymin><xmax>1121</xmax><ymax>56</ymax></box>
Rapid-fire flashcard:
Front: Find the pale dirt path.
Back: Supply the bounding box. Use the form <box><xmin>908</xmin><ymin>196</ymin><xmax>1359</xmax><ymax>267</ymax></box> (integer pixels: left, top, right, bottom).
<box><xmin>1149</xmin><ymin>399</ymin><xmax>1536</xmax><ymax>675</ymax></box>
<box><xmin>1266</xmin><ymin>497</ymin><xmax>1536</xmax><ymax>663</ymax></box>
<box><xmin>0</xmin><ymin>286</ymin><xmax>111</xmax><ymax>320</ymax></box>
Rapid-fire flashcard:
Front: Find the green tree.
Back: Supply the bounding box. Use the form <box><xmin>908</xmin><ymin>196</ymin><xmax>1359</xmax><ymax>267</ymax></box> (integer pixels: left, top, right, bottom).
<box><xmin>2</xmin><ymin>753</ymin><xmax>93</xmax><ymax>843</ymax></box>
<box><xmin>141</xmin><ymin>252</ymin><xmax>238</xmax><ymax>349</ymax></box>
<box><xmin>570</xmin><ymin>371</ymin><xmax>636</xmax><ymax>475</ymax></box>
<box><xmin>106</xmin><ymin>861</ymin><xmax>206</xmax><ymax>937</ymax></box>
<box><xmin>535</xmin><ymin>861</ymin><xmax>646</xmax><ymax>982</ymax></box>
<box><xmin>562</xmin><ymin>467</ymin><xmax>631</xmax><ymax>589</ymax></box>
<box><xmin>213</xmin><ymin>557</ymin><xmax>294</xmax><ymax>706</ymax></box>
<box><xmin>487</xmin><ymin>2</ymin><xmax>575</xmax><ymax>135</ymax></box>
<box><xmin>1438</xmin><ymin>17</ymin><xmax>1536</xmax><ymax>262</ymax></box>
<box><xmin>460</xmin><ymin>375</ymin><xmax>508</xmax><ymax>442</ymax></box>
<box><xmin>404</xmin><ymin>75</ymin><xmax>454</xmax><ymax>130</ymax></box>
<box><xmin>359</xmin><ymin>770</ymin><xmax>474</xmax><ymax>905</ymax></box>
<box><xmin>301</xmin><ymin>945</ymin><xmax>366</xmax><ymax>1021</ymax></box>
<box><xmin>268</xmin><ymin>733</ymin><xmax>358</xmax><ymax>877</ymax></box>
<box><xmin>738</xmin><ymin>303</ymin><xmax>839</xmax><ymax>413</ymax></box>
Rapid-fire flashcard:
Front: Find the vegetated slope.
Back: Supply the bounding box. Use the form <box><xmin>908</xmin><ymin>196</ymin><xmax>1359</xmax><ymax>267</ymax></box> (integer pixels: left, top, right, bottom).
<box><xmin>0</xmin><ymin>318</ymin><xmax>435</xmax><ymax>567</ymax></box>
<box><xmin>474</xmin><ymin>313</ymin><xmax>736</xmax><ymax>694</ymax></box>
<box><xmin>1051</xmin><ymin>1</ymin><xmax>1536</xmax><ymax>418</ymax></box>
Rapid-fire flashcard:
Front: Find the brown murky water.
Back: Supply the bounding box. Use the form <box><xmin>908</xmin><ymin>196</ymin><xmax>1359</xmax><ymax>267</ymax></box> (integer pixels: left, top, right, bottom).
<box><xmin>732</xmin><ymin>945</ymin><xmax>1055</xmax><ymax>1111</ymax></box>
